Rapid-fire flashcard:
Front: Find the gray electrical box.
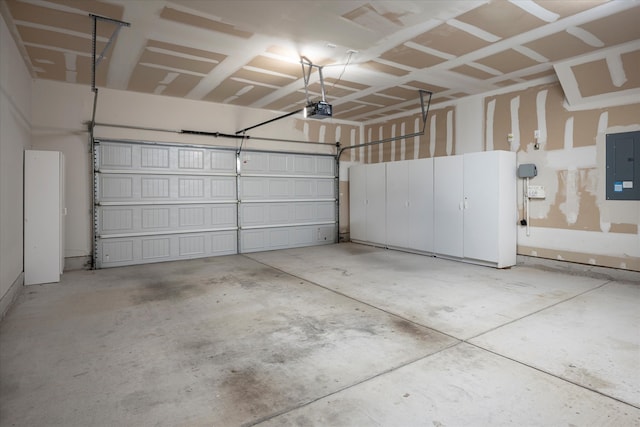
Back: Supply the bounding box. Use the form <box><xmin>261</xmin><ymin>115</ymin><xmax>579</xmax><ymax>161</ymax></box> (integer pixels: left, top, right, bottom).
<box><xmin>606</xmin><ymin>131</ymin><xmax>640</xmax><ymax>200</ymax></box>
<box><xmin>517</xmin><ymin>163</ymin><xmax>537</xmax><ymax>178</ymax></box>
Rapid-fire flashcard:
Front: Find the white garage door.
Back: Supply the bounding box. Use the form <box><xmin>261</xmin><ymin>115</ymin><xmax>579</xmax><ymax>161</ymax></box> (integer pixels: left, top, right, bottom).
<box><xmin>94</xmin><ymin>140</ymin><xmax>238</xmax><ymax>268</ymax></box>
<box><xmin>94</xmin><ymin>141</ymin><xmax>337</xmax><ymax>267</ymax></box>
<box><xmin>238</xmin><ymin>150</ymin><xmax>337</xmax><ymax>253</ymax></box>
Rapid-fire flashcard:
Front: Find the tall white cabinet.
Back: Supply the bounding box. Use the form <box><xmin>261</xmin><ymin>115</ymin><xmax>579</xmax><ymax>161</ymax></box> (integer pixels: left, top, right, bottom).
<box><xmin>434</xmin><ymin>150</ymin><xmax>516</xmax><ymax>268</ymax></box>
<box><xmin>386</xmin><ymin>159</ymin><xmax>434</xmax><ymax>252</ymax></box>
<box><xmin>24</xmin><ymin>150</ymin><xmax>65</xmax><ymax>285</ymax></box>
<box><xmin>349</xmin><ymin>162</ymin><xmax>386</xmax><ymax>245</ymax></box>
<box><xmin>349</xmin><ymin>150</ymin><xmax>516</xmax><ymax>268</ymax></box>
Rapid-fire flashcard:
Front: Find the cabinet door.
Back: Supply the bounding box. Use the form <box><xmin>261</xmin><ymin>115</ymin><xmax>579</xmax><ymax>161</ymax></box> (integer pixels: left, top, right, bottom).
<box><xmin>349</xmin><ymin>164</ymin><xmax>367</xmax><ymax>242</ymax></box>
<box><xmin>366</xmin><ymin>163</ymin><xmax>387</xmax><ymax>245</ymax></box>
<box><xmin>25</xmin><ymin>151</ymin><xmax>62</xmax><ymax>285</ymax></box>
<box><xmin>386</xmin><ymin>161</ymin><xmax>409</xmax><ymax>248</ymax></box>
<box><xmin>408</xmin><ymin>158</ymin><xmax>434</xmax><ymax>252</ymax></box>
<box><xmin>434</xmin><ymin>155</ymin><xmax>463</xmax><ymax>257</ymax></box>
<box><xmin>463</xmin><ymin>152</ymin><xmax>499</xmax><ymax>263</ymax></box>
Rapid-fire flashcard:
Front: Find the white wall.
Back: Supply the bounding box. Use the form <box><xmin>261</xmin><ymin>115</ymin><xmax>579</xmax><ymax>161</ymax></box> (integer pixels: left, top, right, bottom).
<box><xmin>31</xmin><ymin>80</ymin><xmax>340</xmax><ymax>262</ymax></box>
<box><xmin>0</xmin><ymin>13</ymin><xmax>32</xmax><ymax>306</ymax></box>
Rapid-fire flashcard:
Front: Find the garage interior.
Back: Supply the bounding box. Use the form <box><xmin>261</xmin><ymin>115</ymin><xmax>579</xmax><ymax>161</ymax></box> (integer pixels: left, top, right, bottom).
<box><xmin>1</xmin><ymin>0</ymin><xmax>639</xmax><ymax>426</ymax></box>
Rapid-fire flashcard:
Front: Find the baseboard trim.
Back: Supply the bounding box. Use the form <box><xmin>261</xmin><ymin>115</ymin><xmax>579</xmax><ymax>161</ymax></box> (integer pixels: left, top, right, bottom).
<box><xmin>0</xmin><ymin>272</ymin><xmax>24</xmax><ymax>321</ymax></box>
<box><xmin>517</xmin><ymin>254</ymin><xmax>640</xmax><ymax>282</ymax></box>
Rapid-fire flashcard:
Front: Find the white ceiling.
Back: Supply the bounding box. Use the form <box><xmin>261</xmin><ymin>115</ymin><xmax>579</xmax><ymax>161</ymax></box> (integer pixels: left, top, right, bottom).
<box><xmin>2</xmin><ymin>0</ymin><xmax>640</xmax><ymax>122</ymax></box>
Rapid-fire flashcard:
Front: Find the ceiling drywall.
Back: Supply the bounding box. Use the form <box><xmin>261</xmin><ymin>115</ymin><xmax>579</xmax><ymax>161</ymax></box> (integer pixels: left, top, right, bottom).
<box><xmin>2</xmin><ymin>0</ymin><xmax>639</xmax><ymax>122</ymax></box>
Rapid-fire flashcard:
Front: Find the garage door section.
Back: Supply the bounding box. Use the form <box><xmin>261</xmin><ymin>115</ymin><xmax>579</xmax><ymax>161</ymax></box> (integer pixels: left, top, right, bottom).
<box><xmin>95</xmin><ymin>140</ymin><xmax>237</xmax><ymax>268</ymax></box>
<box><xmin>239</xmin><ymin>151</ymin><xmax>337</xmax><ymax>253</ymax></box>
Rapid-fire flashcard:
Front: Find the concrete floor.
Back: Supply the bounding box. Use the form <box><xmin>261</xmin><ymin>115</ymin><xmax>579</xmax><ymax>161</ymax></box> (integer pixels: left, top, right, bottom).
<box><xmin>1</xmin><ymin>243</ymin><xmax>638</xmax><ymax>426</ymax></box>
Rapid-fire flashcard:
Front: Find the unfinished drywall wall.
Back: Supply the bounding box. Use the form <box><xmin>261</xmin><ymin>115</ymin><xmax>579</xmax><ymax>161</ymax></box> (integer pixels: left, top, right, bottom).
<box><xmin>31</xmin><ymin>80</ymin><xmax>360</xmax><ymax>262</ymax></box>
<box><xmin>0</xmin><ymin>13</ymin><xmax>32</xmax><ymax>311</ymax></box>
<box><xmin>486</xmin><ymin>82</ymin><xmax>640</xmax><ymax>271</ymax></box>
<box><xmin>361</xmin><ymin>105</ymin><xmax>456</xmax><ymax>164</ymax></box>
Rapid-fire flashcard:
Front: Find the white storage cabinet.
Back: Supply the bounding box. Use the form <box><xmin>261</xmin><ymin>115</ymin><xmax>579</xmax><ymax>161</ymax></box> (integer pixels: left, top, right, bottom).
<box><xmin>24</xmin><ymin>150</ymin><xmax>65</xmax><ymax>285</ymax></box>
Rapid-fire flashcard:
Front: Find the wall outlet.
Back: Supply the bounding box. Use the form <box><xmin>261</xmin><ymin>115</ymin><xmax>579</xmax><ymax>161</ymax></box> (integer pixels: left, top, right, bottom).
<box><xmin>527</xmin><ymin>185</ymin><xmax>546</xmax><ymax>199</ymax></box>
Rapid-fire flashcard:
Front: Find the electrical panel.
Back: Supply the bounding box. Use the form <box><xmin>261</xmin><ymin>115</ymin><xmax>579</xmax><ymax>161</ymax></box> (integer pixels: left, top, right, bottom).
<box><xmin>606</xmin><ymin>131</ymin><xmax>639</xmax><ymax>200</ymax></box>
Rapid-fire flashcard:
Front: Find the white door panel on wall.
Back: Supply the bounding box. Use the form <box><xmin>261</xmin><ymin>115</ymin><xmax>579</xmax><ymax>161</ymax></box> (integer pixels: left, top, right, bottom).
<box><xmin>434</xmin><ymin>155</ymin><xmax>464</xmax><ymax>258</ymax></box>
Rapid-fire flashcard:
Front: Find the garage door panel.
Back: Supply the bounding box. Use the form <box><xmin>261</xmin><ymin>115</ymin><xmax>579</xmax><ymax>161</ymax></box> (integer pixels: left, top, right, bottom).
<box><xmin>211</xmin><ymin>151</ymin><xmax>236</xmax><ymax>172</ymax></box>
<box><xmin>239</xmin><ymin>201</ymin><xmax>335</xmax><ymax>227</ymax></box>
<box><xmin>97</xmin><ymin>204</ymin><xmax>237</xmax><ymax>236</ymax></box>
<box><xmin>97</xmin><ymin>142</ymin><xmax>236</xmax><ymax>174</ymax></box>
<box><xmin>101</xmin><ymin>143</ymin><xmax>133</xmax><ymax>168</ymax></box>
<box><xmin>178</xmin><ymin>149</ymin><xmax>204</xmax><ymax>170</ymax></box>
<box><xmin>97</xmin><ymin>174</ymin><xmax>237</xmax><ymax>203</ymax></box>
<box><xmin>239</xmin><ymin>224</ymin><xmax>336</xmax><ymax>252</ymax></box>
<box><xmin>142</xmin><ymin>237</ymin><xmax>171</xmax><ymax>260</ymax></box>
<box><xmin>141</xmin><ymin>146</ymin><xmax>170</xmax><ymax>168</ymax></box>
<box><xmin>141</xmin><ymin>207</ymin><xmax>170</xmax><ymax>229</ymax></box>
<box><xmin>240</xmin><ymin>177</ymin><xmax>335</xmax><ymax>201</ymax></box>
<box><xmin>97</xmin><ymin>230</ymin><xmax>237</xmax><ymax>268</ymax></box>
<box><xmin>240</xmin><ymin>151</ymin><xmax>335</xmax><ymax>176</ymax></box>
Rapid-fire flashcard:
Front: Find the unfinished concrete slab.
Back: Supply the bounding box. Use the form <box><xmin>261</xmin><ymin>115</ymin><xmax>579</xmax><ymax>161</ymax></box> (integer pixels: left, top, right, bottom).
<box><xmin>0</xmin><ymin>253</ymin><xmax>455</xmax><ymax>426</ymax></box>
<box><xmin>1</xmin><ymin>243</ymin><xmax>638</xmax><ymax>426</ymax></box>
<box><xmin>258</xmin><ymin>343</ymin><xmax>640</xmax><ymax>426</ymax></box>
<box><xmin>247</xmin><ymin>243</ymin><xmax>612</xmax><ymax>339</ymax></box>
<box><xmin>471</xmin><ymin>280</ymin><xmax>640</xmax><ymax>407</ymax></box>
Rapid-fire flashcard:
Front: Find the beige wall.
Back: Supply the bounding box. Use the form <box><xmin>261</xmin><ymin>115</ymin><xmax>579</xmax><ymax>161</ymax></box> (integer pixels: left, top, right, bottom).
<box><xmin>31</xmin><ymin>80</ymin><xmax>361</xmax><ymax>260</ymax></box>
<box><xmin>0</xmin><ymin>14</ymin><xmax>32</xmax><ymax>306</ymax></box>
<box><xmin>487</xmin><ymin>82</ymin><xmax>640</xmax><ymax>271</ymax></box>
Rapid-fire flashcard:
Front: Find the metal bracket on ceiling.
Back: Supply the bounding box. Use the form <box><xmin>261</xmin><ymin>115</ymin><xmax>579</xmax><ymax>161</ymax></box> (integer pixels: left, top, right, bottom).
<box><xmin>300</xmin><ymin>56</ymin><xmax>326</xmax><ymax>105</ymax></box>
<box><xmin>89</xmin><ymin>13</ymin><xmax>130</xmax><ymax>93</ymax></box>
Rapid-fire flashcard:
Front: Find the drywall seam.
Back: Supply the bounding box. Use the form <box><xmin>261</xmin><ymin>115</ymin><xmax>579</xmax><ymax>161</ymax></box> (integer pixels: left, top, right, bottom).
<box><xmin>367</xmin><ymin>127</ymin><xmax>372</xmax><ymax>163</ymax></box>
<box><xmin>413</xmin><ymin>118</ymin><xmax>420</xmax><ymax>159</ymax></box>
<box><xmin>429</xmin><ymin>115</ymin><xmax>436</xmax><ymax>157</ymax></box>
<box><xmin>446</xmin><ymin>110</ymin><xmax>453</xmax><ymax>155</ymax></box>
<box><xmin>510</xmin><ymin>96</ymin><xmax>520</xmax><ymax>152</ymax></box>
<box><xmin>565</xmin><ymin>27</ymin><xmax>603</xmax><ymax>47</ymax></box>
<box><xmin>378</xmin><ymin>126</ymin><xmax>383</xmax><ymax>161</ymax></box>
<box><xmin>535</xmin><ymin>89</ymin><xmax>547</xmax><ymax>145</ymax></box>
<box><xmin>486</xmin><ymin>99</ymin><xmax>495</xmax><ymax>151</ymax></box>
<box><xmin>400</xmin><ymin>122</ymin><xmax>406</xmax><ymax>160</ymax></box>
<box><xmin>318</xmin><ymin>124</ymin><xmax>326</xmax><ymax>143</ymax></box>
<box><xmin>391</xmin><ymin>123</ymin><xmax>396</xmax><ymax>161</ymax></box>
<box><xmin>606</xmin><ymin>52</ymin><xmax>627</xmax><ymax>87</ymax></box>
